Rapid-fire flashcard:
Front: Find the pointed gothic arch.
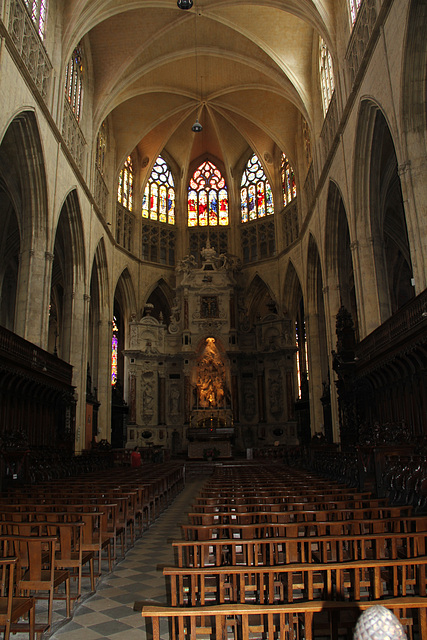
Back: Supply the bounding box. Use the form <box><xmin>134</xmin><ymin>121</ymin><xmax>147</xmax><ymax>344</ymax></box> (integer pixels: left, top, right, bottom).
<box><xmin>325</xmin><ymin>180</ymin><xmax>359</xmax><ymax>340</ymax></box>
<box><xmin>87</xmin><ymin>239</ymin><xmax>110</xmax><ymax>393</ymax></box>
<box><xmin>354</xmin><ymin>101</ymin><xmax>414</xmax><ymax>327</ymax></box>
<box><xmin>49</xmin><ymin>190</ymin><xmax>86</xmax><ymax>360</ymax></box>
<box><xmin>245</xmin><ymin>274</ymin><xmax>277</xmax><ymax>324</ymax></box>
<box><xmin>401</xmin><ymin>0</ymin><xmax>427</xmax><ymax>149</ymax></box>
<box><xmin>0</xmin><ymin>111</ymin><xmax>48</xmax><ymax>337</ymax></box>
<box><xmin>144</xmin><ymin>278</ymin><xmax>175</xmax><ymax>326</ymax></box>
<box><xmin>0</xmin><ymin>110</ymin><xmax>48</xmax><ymax>240</ymax></box>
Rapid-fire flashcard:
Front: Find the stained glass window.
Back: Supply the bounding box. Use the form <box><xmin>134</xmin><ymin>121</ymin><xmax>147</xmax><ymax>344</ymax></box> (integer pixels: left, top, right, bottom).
<box><xmin>142</xmin><ymin>156</ymin><xmax>175</xmax><ymax>224</ymax></box>
<box><xmin>187</xmin><ymin>161</ymin><xmax>228</xmax><ymax>227</ymax></box>
<box><xmin>117</xmin><ymin>156</ymin><xmax>133</xmax><ymax>211</ymax></box>
<box><xmin>240</xmin><ymin>154</ymin><xmax>274</xmax><ymax>223</ymax></box>
<box><xmin>349</xmin><ymin>0</ymin><xmax>362</xmax><ymax>25</ymax></box>
<box><xmin>65</xmin><ymin>45</ymin><xmax>83</xmax><ymax>121</ymax></box>
<box><xmin>281</xmin><ymin>154</ymin><xmax>297</xmax><ymax>207</ymax></box>
<box><xmin>96</xmin><ymin>121</ymin><xmax>107</xmax><ymax>176</ymax></box>
<box><xmin>24</xmin><ymin>0</ymin><xmax>47</xmax><ymax>40</ymax></box>
<box><xmin>319</xmin><ymin>38</ymin><xmax>335</xmax><ymax>116</ymax></box>
<box><xmin>111</xmin><ymin>316</ymin><xmax>118</xmax><ymax>386</ymax></box>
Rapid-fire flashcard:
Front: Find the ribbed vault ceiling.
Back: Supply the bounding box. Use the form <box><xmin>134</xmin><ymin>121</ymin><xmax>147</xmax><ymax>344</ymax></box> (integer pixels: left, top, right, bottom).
<box><xmin>62</xmin><ymin>0</ymin><xmax>332</xmax><ymax>178</ymax></box>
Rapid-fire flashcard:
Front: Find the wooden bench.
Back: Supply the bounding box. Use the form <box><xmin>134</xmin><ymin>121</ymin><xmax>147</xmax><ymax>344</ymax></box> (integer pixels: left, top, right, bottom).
<box><xmin>172</xmin><ymin>530</ymin><xmax>427</xmax><ymax>567</ymax></box>
<box><xmin>138</xmin><ymin>597</ymin><xmax>427</xmax><ymax>640</ymax></box>
<box><xmin>163</xmin><ymin>556</ymin><xmax>427</xmax><ymax>605</ymax></box>
<box><xmin>181</xmin><ymin>514</ymin><xmax>427</xmax><ymax>541</ymax></box>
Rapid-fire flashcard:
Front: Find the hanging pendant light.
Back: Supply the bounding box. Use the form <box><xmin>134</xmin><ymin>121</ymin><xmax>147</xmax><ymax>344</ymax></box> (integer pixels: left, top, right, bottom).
<box><xmin>190</xmin><ymin>1</ymin><xmax>202</xmax><ymax>133</ymax></box>
<box><xmin>177</xmin><ymin>0</ymin><xmax>193</xmax><ymax>9</ymax></box>
<box><xmin>192</xmin><ymin>118</ymin><xmax>203</xmax><ymax>133</ymax></box>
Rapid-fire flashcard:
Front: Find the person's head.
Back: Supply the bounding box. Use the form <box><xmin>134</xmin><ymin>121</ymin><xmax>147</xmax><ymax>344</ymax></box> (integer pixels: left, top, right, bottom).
<box><xmin>133</xmin><ymin>446</ymin><xmax>138</xmax><ymax>451</ymax></box>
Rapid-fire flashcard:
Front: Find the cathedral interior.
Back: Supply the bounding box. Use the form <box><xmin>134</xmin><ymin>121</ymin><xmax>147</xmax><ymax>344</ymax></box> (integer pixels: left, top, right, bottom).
<box><xmin>0</xmin><ymin>0</ymin><xmax>426</xmax><ymax>487</ymax></box>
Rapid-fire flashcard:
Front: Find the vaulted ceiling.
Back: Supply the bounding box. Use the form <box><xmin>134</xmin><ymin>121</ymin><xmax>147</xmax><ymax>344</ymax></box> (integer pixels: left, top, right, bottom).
<box><xmin>62</xmin><ymin>0</ymin><xmax>333</xmax><ymax>180</ymax></box>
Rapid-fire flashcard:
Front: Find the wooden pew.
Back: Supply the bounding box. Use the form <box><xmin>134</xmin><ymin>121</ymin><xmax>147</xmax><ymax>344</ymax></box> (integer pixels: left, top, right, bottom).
<box><xmin>172</xmin><ymin>530</ymin><xmax>427</xmax><ymax>567</ymax></box>
<box><xmin>162</xmin><ymin>556</ymin><xmax>427</xmax><ymax>606</ymax></box>
<box><xmin>138</xmin><ymin>597</ymin><xmax>427</xmax><ymax>640</ymax></box>
<box><xmin>181</xmin><ymin>514</ymin><xmax>427</xmax><ymax>541</ymax></box>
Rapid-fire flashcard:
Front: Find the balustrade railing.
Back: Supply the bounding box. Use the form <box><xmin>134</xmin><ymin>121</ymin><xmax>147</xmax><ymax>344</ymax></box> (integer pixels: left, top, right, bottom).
<box><xmin>345</xmin><ymin>0</ymin><xmax>378</xmax><ymax>86</ymax></box>
<box><xmin>7</xmin><ymin>0</ymin><xmax>52</xmax><ymax>103</ymax></box>
<box><xmin>356</xmin><ymin>289</ymin><xmax>427</xmax><ymax>362</ymax></box>
<box><xmin>282</xmin><ymin>199</ymin><xmax>299</xmax><ymax>248</ymax></box>
<box><xmin>0</xmin><ymin>324</ymin><xmax>72</xmax><ymax>386</ymax></box>
<box><xmin>320</xmin><ymin>91</ymin><xmax>339</xmax><ymax>163</ymax></box>
<box><xmin>116</xmin><ymin>203</ymin><xmax>135</xmax><ymax>252</ymax></box>
<box><xmin>94</xmin><ymin>165</ymin><xmax>109</xmax><ymax>214</ymax></box>
<box><xmin>303</xmin><ymin>162</ymin><xmax>314</xmax><ymax>210</ymax></box>
<box><xmin>62</xmin><ymin>98</ymin><xmax>86</xmax><ymax>174</ymax></box>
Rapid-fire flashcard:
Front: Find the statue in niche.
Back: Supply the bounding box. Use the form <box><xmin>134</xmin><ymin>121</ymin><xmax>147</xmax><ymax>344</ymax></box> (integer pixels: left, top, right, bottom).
<box><xmin>196</xmin><ymin>337</ymin><xmax>226</xmax><ymax>408</ymax></box>
<box><xmin>269</xmin><ymin>374</ymin><xmax>283</xmax><ymax>418</ymax></box>
<box><xmin>142</xmin><ymin>379</ymin><xmax>154</xmax><ymax>412</ymax></box>
<box><xmin>242</xmin><ymin>381</ymin><xmax>256</xmax><ymax>418</ymax></box>
<box><xmin>170</xmin><ymin>385</ymin><xmax>180</xmax><ymax>414</ymax></box>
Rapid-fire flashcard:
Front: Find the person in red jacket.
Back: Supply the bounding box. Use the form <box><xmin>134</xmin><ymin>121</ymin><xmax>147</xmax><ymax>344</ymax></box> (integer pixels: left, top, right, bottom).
<box><xmin>130</xmin><ymin>446</ymin><xmax>142</xmax><ymax>468</ymax></box>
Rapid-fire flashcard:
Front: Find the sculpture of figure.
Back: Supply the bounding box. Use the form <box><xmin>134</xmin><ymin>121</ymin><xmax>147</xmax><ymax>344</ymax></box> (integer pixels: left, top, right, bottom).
<box><xmin>177</xmin><ymin>254</ymin><xmax>197</xmax><ymax>273</ymax></box>
<box><xmin>170</xmin><ymin>386</ymin><xmax>180</xmax><ymax>414</ymax></box>
<box><xmin>196</xmin><ymin>337</ymin><xmax>226</xmax><ymax>408</ymax></box>
<box><xmin>243</xmin><ymin>382</ymin><xmax>255</xmax><ymax>417</ymax></box>
<box><xmin>143</xmin><ymin>380</ymin><xmax>154</xmax><ymax>411</ymax></box>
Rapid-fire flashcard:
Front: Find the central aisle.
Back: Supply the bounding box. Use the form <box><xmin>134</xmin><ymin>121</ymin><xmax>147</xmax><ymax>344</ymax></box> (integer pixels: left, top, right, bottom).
<box><xmin>50</xmin><ymin>477</ymin><xmax>206</xmax><ymax>640</ymax></box>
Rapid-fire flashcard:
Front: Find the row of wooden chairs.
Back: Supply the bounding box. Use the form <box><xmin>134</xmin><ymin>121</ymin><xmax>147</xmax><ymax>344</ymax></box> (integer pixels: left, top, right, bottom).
<box><xmin>0</xmin><ymin>462</ymin><xmax>185</xmax><ymax>637</ymax></box>
<box><xmin>173</xmin><ymin>529</ymin><xmax>427</xmax><ymax>567</ymax></box>
<box><xmin>140</xmin><ymin>463</ymin><xmax>427</xmax><ymax>639</ymax></box>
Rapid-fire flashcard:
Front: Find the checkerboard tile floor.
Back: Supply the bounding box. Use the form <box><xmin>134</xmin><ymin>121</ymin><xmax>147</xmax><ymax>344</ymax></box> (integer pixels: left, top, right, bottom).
<box><xmin>17</xmin><ymin>478</ymin><xmax>205</xmax><ymax>640</ymax></box>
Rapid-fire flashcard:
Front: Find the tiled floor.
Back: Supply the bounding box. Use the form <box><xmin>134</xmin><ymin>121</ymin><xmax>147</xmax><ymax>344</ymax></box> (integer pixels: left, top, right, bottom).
<box><xmin>28</xmin><ymin>477</ymin><xmax>205</xmax><ymax>640</ymax></box>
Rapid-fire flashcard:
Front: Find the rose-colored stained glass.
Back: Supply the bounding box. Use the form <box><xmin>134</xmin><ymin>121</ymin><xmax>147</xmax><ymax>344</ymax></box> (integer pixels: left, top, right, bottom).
<box><xmin>241</xmin><ymin>154</ymin><xmax>274</xmax><ymax>222</ymax></box>
<box><xmin>281</xmin><ymin>154</ymin><xmax>297</xmax><ymax>206</ymax></box>
<box><xmin>142</xmin><ymin>155</ymin><xmax>175</xmax><ymax>224</ymax></box>
<box><xmin>187</xmin><ymin>160</ymin><xmax>228</xmax><ymax>226</ymax></box>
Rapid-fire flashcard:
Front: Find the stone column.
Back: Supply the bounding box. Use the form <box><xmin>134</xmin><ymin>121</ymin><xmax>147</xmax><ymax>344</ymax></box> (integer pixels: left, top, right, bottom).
<box><xmin>305</xmin><ymin>312</ymin><xmax>325</xmax><ymax>436</ymax></box>
<box><xmin>95</xmin><ymin>318</ymin><xmax>113</xmax><ymax>442</ymax></box>
<box><xmin>398</xmin><ymin>159</ymin><xmax>426</xmax><ymax>292</ymax></box>
<box><xmin>184</xmin><ymin>375</ymin><xmax>191</xmax><ymax>423</ymax></box>
<box><xmin>129</xmin><ymin>373</ymin><xmax>136</xmax><ymax>424</ymax></box>
<box><xmin>15</xmin><ymin>249</ymin><xmax>53</xmax><ymax>348</ymax></box>
<box><xmin>232</xmin><ymin>374</ymin><xmax>239</xmax><ymax>422</ymax></box>
<box><xmin>72</xmin><ymin>289</ymin><xmax>90</xmax><ymax>453</ymax></box>
<box><xmin>158</xmin><ymin>374</ymin><xmax>166</xmax><ymax>425</ymax></box>
<box><xmin>322</xmin><ymin>282</ymin><xmax>342</xmax><ymax>443</ymax></box>
<box><xmin>352</xmin><ymin>236</ymin><xmax>389</xmax><ymax>338</ymax></box>
<box><xmin>257</xmin><ymin>371</ymin><xmax>265</xmax><ymax>423</ymax></box>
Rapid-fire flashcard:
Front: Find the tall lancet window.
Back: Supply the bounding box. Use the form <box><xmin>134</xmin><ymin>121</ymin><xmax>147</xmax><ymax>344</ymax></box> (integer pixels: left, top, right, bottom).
<box><xmin>117</xmin><ymin>156</ymin><xmax>133</xmax><ymax>211</ymax></box>
<box><xmin>111</xmin><ymin>316</ymin><xmax>118</xmax><ymax>386</ymax></box>
<box><xmin>188</xmin><ymin>160</ymin><xmax>228</xmax><ymax>227</ymax></box>
<box><xmin>319</xmin><ymin>38</ymin><xmax>335</xmax><ymax>116</ymax></box>
<box><xmin>348</xmin><ymin>0</ymin><xmax>362</xmax><ymax>25</ymax></box>
<box><xmin>24</xmin><ymin>0</ymin><xmax>48</xmax><ymax>39</ymax></box>
<box><xmin>241</xmin><ymin>154</ymin><xmax>274</xmax><ymax>223</ymax></box>
<box><xmin>142</xmin><ymin>156</ymin><xmax>175</xmax><ymax>224</ymax></box>
<box><xmin>65</xmin><ymin>45</ymin><xmax>83</xmax><ymax>121</ymax></box>
<box><xmin>96</xmin><ymin>121</ymin><xmax>107</xmax><ymax>176</ymax></box>
<box><xmin>281</xmin><ymin>154</ymin><xmax>297</xmax><ymax>206</ymax></box>
<box><xmin>295</xmin><ymin>305</ymin><xmax>309</xmax><ymax>399</ymax></box>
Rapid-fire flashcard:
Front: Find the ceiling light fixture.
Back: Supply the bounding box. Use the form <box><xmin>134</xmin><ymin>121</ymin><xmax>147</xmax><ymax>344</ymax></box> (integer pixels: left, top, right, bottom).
<box><xmin>177</xmin><ymin>0</ymin><xmax>193</xmax><ymax>9</ymax></box>
<box><xmin>191</xmin><ymin>0</ymin><xmax>202</xmax><ymax>133</ymax></box>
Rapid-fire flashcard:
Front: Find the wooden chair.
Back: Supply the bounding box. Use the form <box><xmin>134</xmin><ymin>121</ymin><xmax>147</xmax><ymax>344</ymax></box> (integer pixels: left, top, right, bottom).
<box><xmin>1</xmin><ymin>535</ymin><xmax>71</xmax><ymax>631</ymax></box>
<box><xmin>0</xmin><ymin>557</ymin><xmax>35</xmax><ymax>640</ymax></box>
